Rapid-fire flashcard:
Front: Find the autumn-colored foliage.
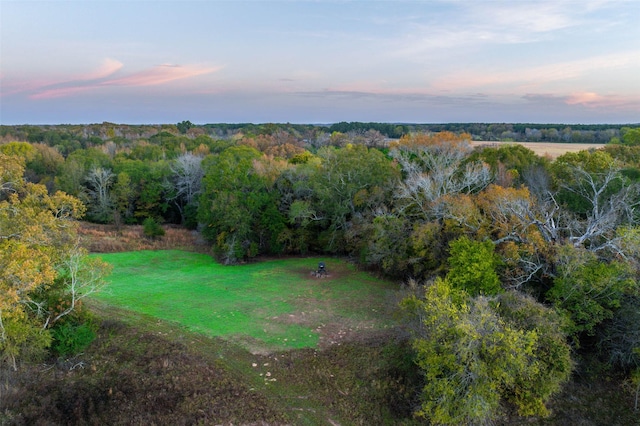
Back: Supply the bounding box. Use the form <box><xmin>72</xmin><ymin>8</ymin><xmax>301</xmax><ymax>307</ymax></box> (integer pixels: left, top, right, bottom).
<box><xmin>392</xmin><ymin>130</ymin><xmax>472</xmax><ymax>152</ymax></box>
<box><xmin>0</xmin><ymin>153</ymin><xmax>108</xmax><ymax>370</ymax></box>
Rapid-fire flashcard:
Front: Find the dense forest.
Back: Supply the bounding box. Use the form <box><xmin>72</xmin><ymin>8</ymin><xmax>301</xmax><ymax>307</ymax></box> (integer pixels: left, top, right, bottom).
<box><xmin>2</xmin><ymin>122</ymin><xmax>640</xmax><ymax>424</ymax></box>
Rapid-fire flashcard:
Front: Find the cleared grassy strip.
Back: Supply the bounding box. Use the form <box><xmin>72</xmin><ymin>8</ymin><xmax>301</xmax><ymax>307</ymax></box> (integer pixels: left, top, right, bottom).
<box><xmin>93</xmin><ymin>250</ymin><xmax>397</xmax><ymax>352</ymax></box>
<box><xmin>471</xmin><ymin>141</ymin><xmax>605</xmax><ymax>159</ymax></box>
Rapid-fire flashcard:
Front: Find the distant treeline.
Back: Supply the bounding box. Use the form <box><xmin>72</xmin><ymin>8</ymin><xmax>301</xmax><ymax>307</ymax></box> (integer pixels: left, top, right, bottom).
<box><xmin>2</xmin><ymin>122</ymin><xmax>638</xmax><ymax>149</ymax></box>
<box><xmin>327</xmin><ymin>121</ymin><xmax>640</xmax><ymax>143</ymax></box>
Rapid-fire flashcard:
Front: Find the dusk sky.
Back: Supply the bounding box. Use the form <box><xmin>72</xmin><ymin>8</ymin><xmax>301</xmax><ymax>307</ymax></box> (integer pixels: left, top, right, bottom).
<box><xmin>1</xmin><ymin>0</ymin><xmax>639</xmax><ymax>125</ymax></box>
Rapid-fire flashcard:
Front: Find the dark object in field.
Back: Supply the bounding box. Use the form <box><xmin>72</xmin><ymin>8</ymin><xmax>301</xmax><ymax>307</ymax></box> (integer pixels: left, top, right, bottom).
<box><xmin>311</xmin><ymin>261</ymin><xmax>328</xmax><ymax>278</ymax></box>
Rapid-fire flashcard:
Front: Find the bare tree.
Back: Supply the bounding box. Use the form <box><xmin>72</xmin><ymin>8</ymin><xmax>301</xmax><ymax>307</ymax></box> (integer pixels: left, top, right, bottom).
<box><xmin>85</xmin><ymin>167</ymin><xmax>115</xmax><ymax>222</ymax></box>
<box><xmin>171</xmin><ymin>153</ymin><xmax>204</xmax><ymax>206</ymax></box>
<box><xmin>560</xmin><ymin>163</ymin><xmax>640</xmax><ymax>253</ymax></box>
<box><xmin>43</xmin><ymin>245</ymin><xmax>111</xmax><ymax>328</ymax></box>
<box><xmin>363</xmin><ymin>129</ymin><xmax>386</xmax><ymax>148</ymax></box>
<box><xmin>391</xmin><ymin>144</ymin><xmax>492</xmax><ymax>219</ymax></box>
<box><xmin>478</xmin><ymin>160</ymin><xmax>640</xmax><ymax>287</ymax></box>
<box><xmin>168</xmin><ymin>152</ymin><xmax>204</xmax><ymax>223</ymax></box>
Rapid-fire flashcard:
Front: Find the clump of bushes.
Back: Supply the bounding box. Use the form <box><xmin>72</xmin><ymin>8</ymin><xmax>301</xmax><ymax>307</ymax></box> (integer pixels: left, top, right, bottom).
<box><xmin>51</xmin><ymin>322</ymin><xmax>97</xmax><ymax>356</ymax></box>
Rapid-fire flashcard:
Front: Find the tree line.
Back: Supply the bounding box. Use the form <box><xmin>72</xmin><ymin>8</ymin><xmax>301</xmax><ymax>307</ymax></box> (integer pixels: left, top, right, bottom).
<box><xmin>328</xmin><ymin>121</ymin><xmax>640</xmax><ymax>143</ymax></box>
<box><xmin>1</xmin><ymin>123</ymin><xmax>640</xmax><ymax>423</ymax></box>
<box><xmin>2</xmin><ymin>122</ymin><xmax>639</xmax><ymax>148</ymax></box>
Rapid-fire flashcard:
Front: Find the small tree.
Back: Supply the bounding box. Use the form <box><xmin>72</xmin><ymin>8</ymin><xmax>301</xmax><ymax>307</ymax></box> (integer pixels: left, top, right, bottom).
<box><xmin>143</xmin><ymin>217</ymin><xmax>165</xmax><ymax>239</ymax></box>
<box><xmin>177</xmin><ymin>120</ymin><xmax>194</xmax><ymax>134</ymax></box>
<box><xmin>41</xmin><ymin>245</ymin><xmax>111</xmax><ymax>328</ymax></box>
<box><xmin>622</xmin><ymin>127</ymin><xmax>640</xmax><ymax>146</ymax></box>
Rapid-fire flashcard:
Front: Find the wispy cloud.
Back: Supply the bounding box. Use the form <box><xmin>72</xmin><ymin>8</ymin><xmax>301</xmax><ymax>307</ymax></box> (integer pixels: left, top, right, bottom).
<box><xmin>565</xmin><ymin>92</ymin><xmax>640</xmax><ymax>109</ymax></box>
<box><xmin>80</xmin><ymin>58</ymin><xmax>124</xmax><ymax>80</ymax></box>
<box><xmin>566</xmin><ymin>92</ymin><xmax>603</xmax><ymax>106</ymax></box>
<box><xmin>30</xmin><ymin>87</ymin><xmax>96</xmax><ymax>100</ymax></box>
<box><xmin>294</xmin><ymin>88</ymin><xmax>493</xmax><ymax>107</ymax></box>
<box><xmin>22</xmin><ymin>59</ymin><xmax>222</xmax><ymax>100</ymax></box>
<box><xmin>391</xmin><ymin>1</ymin><xmax>616</xmax><ymax>58</ymax></box>
<box><xmin>469</xmin><ymin>2</ymin><xmax>577</xmax><ymax>34</ymax></box>
<box><xmin>524</xmin><ymin>92</ymin><xmax>640</xmax><ymax>111</ymax></box>
<box><xmin>104</xmin><ymin>63</ymin><xmax>219</xmax><ymax>87</ymax></box>
<box><xmin>430</xmin><ymin>51</ymin><xmax>640</xmax><ymax>93</ymax></box>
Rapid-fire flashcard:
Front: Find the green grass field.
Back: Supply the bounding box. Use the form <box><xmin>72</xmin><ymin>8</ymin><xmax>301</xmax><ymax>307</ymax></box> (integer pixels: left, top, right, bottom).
<box><xmin>93</xmin><ymin>250</ymin><xmax>397</xmax><ymax>353</ymax></box>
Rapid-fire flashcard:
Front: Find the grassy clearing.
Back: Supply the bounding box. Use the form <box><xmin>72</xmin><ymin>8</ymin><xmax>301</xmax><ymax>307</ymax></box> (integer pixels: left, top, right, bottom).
<box><xmin>84</xmin><ymin>251</ymin><xmax>419</xmax><ymax>424</ymax></box>
<box><xmin>93</xmin><ymin>250</ymin><xmax>397</xmax><ymax>353</ymax></box>
<box><xmin>471</xmin><ymin>141</ymin><xmax>605</xmax><ymax>159</ymax></box>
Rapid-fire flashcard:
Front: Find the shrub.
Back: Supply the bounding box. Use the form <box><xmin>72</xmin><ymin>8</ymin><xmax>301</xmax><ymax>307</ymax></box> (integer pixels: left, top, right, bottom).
<box><xmin>143</xmin><ymin>217</ymin><xmax>165</xmax><ymax>239</ymax></box>
<box><xmin>547</xmin><ymin>245</ymin><xmax>636</xmax><ymax>342</ymax></box>
<box><xmin>51</xmin><ymin>322</ymin><xmax>97</xmax><ymax>356</ymax></box>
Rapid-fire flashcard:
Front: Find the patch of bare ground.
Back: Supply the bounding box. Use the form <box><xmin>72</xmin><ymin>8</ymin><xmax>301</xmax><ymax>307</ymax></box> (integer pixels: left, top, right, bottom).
<box><xmin>266</xmin><ymin>265</ymin><xmax>390</xmax><ymax>350</ymax></box>
<box><xmin>274</xmin><ymin>308</ymin><xmax>380</xmax><ymax>350</ymax></box>
<box><xmin>315</xmin><ymin>321</ymin><xmax>381</xmax><ymax>350</ymax></box>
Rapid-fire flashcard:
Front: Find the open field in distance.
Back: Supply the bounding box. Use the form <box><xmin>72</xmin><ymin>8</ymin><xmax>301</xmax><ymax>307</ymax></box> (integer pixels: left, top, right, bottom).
<box><xmin>471</xmin><ymin>141</ymin><xmax>606</xmax><ymax>159</ymax></box>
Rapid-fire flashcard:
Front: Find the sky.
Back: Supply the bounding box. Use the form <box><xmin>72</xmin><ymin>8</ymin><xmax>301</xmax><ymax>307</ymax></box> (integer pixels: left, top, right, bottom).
<box><xmin>1</xmin><ymin>0</ymin><xmax>639</xmax><ymax>125</ymax></box>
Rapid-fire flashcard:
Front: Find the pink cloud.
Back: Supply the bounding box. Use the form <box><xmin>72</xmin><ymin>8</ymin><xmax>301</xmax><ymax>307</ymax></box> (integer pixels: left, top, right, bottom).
<box><xmin>103</xmin><ymin>64</ymin><xmax>221</xmax><ymax>87</ymax></box>
<box><xmin>564</xmin><ymin>92</ymin><xmax>639</xmax><ymax>109</ymax></box>
<box><xmin>1</xmin><ymin>79</ymin><xmax>56</xmax><ymax>98</ymax></box>
<box><xmin>10</xmin><ymin>59</ymin><xmax>123</xmax><ymax>99</ymax></box>
<box><xmin>23</xmin><ymin>60</ymin><xmax>222</xmax><ymax>100</ymax></box>
<box><xmin>30</xmin><ymin>86</ymin><xmax>94</xmax><ymax>100</ymax></box>
<box><xmin>565</xmin><ymin>92</ymin><xmax>602</xmax><ymax>105</ymax></box>
<box><xmin>80</xmin><ymin>58</ymin><xmax>124</xmax><ymax>80</ymax></box>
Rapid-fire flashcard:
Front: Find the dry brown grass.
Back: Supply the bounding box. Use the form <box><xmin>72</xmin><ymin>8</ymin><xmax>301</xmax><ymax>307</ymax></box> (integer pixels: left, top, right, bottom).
<box><xmin>0</xmin><ymin>318</ymin><xmax>288</xmax><ymax>425</ymax></box>
<box><xmin>78</xmin><ymin>222</ymin><xmax>209</xmax><ymax>253</ymax></box>
<box><xmin>471</xmin><ymin>141</ymin><xmax>605</xmax><ymax>159</ymax></box>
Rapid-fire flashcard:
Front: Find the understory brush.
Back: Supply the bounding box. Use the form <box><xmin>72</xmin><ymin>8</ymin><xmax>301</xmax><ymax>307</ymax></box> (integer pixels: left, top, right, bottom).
<box><xmin>0</xmin><ymin>318</ymin><xmax>287</xmax><ymax>425</ymax></box>
<box><xmin>2</xmin><ymin>309</ymin><xmax>637</xmax><ymax>425</ymax></box>
<box><xmin>0</xmin><ymin>309</ymin><xmax>424</xmax><ymax>425</ymax></box>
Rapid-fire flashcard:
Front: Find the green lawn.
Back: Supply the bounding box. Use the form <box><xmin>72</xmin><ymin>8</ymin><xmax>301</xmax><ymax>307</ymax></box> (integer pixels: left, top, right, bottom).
<box><xmin>93</xmin><ymin>250</ymin><xmax>397</xmax><ymax>352</ymax></box>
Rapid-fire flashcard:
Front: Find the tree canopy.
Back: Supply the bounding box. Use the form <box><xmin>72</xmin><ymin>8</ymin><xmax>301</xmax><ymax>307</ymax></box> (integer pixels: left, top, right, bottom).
<box><xmin>0</xmin><ymin>153</ymin><xmax>109</xmax><ymax>370</ymax></box>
